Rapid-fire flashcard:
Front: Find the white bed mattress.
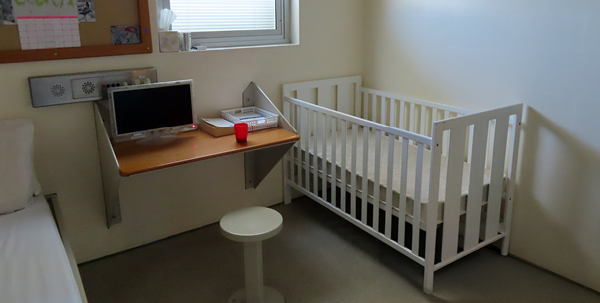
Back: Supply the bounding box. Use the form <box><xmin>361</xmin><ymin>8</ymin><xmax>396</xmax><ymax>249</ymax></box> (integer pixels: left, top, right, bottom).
<box><xmin>0</xmin><ymin>195</ymin><xmax>83</xmax><ymax>303</ymax></box>
<box><xmin>298</xmin><ymin>129</ymin><xmax>504</xmax><ymax>223</ymax></box>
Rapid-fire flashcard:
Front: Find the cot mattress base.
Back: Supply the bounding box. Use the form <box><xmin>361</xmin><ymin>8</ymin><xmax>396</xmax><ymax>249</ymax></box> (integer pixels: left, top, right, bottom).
<box><xmin>291</xmin><ymin>129</ymin><xmax>507</xmax><ymax>223</ymax></box>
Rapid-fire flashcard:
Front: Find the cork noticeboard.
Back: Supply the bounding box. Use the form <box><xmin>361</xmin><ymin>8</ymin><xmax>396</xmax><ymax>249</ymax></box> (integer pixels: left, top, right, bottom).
<box><xmin>0</xmin><ymin>0</ymin><xmax>152</xmax><ymax>64</ymax></box>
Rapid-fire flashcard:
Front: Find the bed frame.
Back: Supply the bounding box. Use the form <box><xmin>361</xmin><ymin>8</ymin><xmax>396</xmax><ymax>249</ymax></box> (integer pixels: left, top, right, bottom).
<box><xmin>47</xmin><ymin>194</ymin><xmax>89</xmax><ymax>303</ymax></box>
<box><xmin>281</xmin><ymin>75</ymin><xmax>522</xmax><ymax>293</ymax></box>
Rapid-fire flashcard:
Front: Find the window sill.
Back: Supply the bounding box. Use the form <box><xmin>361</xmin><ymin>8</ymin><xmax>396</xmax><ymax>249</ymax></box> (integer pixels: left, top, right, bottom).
<box><xmin>207</xmin><ymin>42</ymin><xmax>299</xmax><ymax>51</ymax></box>
<box><xmin>161</xmin><ymin>42</ymin><xmax>298</xmax><ymax>53</ymax></box>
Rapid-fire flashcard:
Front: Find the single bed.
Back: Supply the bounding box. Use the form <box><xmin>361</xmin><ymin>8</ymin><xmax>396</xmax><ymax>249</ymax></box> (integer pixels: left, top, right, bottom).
<box><xmin>282</xmin><ymin>76</ymin><xmax>522</xmax><ymax>293</ymax></box>
<box><xmin>0</xmin><ymin>195</ymin><xmax>86</xmax><ymax>303</ymax></box>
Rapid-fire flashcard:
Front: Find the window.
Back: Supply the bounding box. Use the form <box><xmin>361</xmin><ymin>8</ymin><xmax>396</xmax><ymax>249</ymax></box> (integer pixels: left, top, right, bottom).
<box><xmin>161</xmin><ymin>0</ymin><xmax>290</xmax><ymax>48</ymax></box>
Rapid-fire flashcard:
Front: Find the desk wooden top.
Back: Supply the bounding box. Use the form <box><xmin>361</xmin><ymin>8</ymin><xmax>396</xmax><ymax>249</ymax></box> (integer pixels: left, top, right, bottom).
<box><xmin>112</xmin><ymin>128</ymin><xmax>300</xmax><ymax>176</ymax></box>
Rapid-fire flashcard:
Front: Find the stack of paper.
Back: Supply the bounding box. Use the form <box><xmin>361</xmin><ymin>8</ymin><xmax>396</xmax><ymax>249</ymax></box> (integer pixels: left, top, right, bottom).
<box><xmin>199</xmin><ymin>118</ymin><xmax>235</xmax><ymax>137</ymax></box>
<box><xmin>202</xmin><ymin>118</ymin><xmax>234</xmax><ymax>127</ymax></box>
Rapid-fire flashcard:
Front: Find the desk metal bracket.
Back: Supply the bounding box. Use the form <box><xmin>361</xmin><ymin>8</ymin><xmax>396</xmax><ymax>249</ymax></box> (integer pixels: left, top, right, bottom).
<box><xmin>244</xmin><ymin>142</ymin><xmax>296</xmax><ymax>189</ymax></box>
<box><xmin>242</xmin><ymin>82</ymin><xmax>297</xmax><ymax>189</ymax></box>
<box><xmin>94</xmin><ymin>103</ymin><xmax>122</xmax><ymax>228</ymax></box>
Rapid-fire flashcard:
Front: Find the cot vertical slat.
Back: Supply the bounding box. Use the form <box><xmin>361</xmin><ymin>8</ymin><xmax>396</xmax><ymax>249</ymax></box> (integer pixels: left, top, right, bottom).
<box><xmin>291</xmin><ymin>105</ymin><xmax>297</xmax><ymax>184</ymax></box>
<box><xmin>294</xmin><ymin>105</ymin><xmax>301</xmax><ymax>186</ymax></box>
<box><xmin>464</xmin><ymin>122</ymin><xmax>489</xmax><ymax>250</ymax></box>
<box><xmin>441</xmin><ymin>127</ymin><xmax>467</xmax><ymax>262</ymax></box>
<box><xmin>442</xmin><ymin>111</ymin><xmax>451</xmax><ymax>156</ymax></box>
<box><xmin>372</xmin><ymin>130</ymin><xmax>382</xmax><ymax>231</ymax></box>
<box><xmin>502</xmin><ymin>113</ymin><xmax>522</xmax><ymax>256</ymax></box>
<box><xmin>390</xmin><ymin>99</ymin><xmax>396</xmax><ymax>128</ymax></box>
<box><xmin>297</xmin><ymin>88</ymin><xmax>311</xmax><ymax>103</ymax></box>
<box><xmin>504</xmin><ymin>118</ymin><xmax>516</xmax><ymax>174</ymax></box>
<box><xmin>361</xmin><ymin>127</ymin><xmax>369</xmax><ymax>224</ymax></box>
<box><xmin>321</xmin><ymin>113</ymin><xmax>329</xmax><ymax>201</ymax></box>
<box><xmin>363</xmin><ymin>92</ymin><xmax>369</xmax><ymax>120</ymax></box>
<box><xmin>397</xmin><ymin>139</ymin><xmax>409</xmax><ymax>246</ymax></box>
<box><xmin>467</xmin><ymin>125</ymin><xmax>475</xmax><ymax>164</ymax></box>
<box><xmin>430</xmin><ymin>108</ymin><xmax>438</xmax><ymax>139</ymax></box>
<box><xmin>338</xmin><ymin>83</ymin><xmax>351</xmax><ymax>115</ymax></box>
<box><xmin>330</xmin><ymin>117</ymin><xmax>338</xmax><ymax>207</ymax></box>
<box><xmin>340</xmin><ymin>120</ymin><xmax>348</xmax><ymax>212</ymax></box>
<box><xmin>485</xmin><ymin>117</ymin><xmax>509</xmax><ymax>240</ymax></box>
<box><xmin>381</xmin><ymin>97</ymin><xmax>387</xmax><ymax>126</ymax></box>
<box><xmin>399</xmin><ymin>101</ymin><xmax>406</xmax><ymax>130</ymax></box>
<box><xmin>354</xmin><ymin>84</ymin><xmax>362</xmax><ymax>118</ymax></box>
<box><xmin>312</xmin><ymin>110</ymin><xmax>319</xmax><ymax>195</ymax></box>
<box><xmin>409</xmin><ymin>103</ymin><xmax>416</xmax><ymax>134</ymax></box>
<box><xmin>283</xmin><ymin>101</ymin><xmax>291</xmax><ymax>182</ymax></box>
<box><xmin>372</xmin><ymin>95</ymin><xmax>378</xmax><ymax>123</ymax></box>
<box><xmin>412</xmin><ymin>143</ymin><xmax>425</xmax><ymax>254</ymax></box>
<box><xmin>485</xmin><ymin>120</ymin><xmax>496</xmax><ymax>170</ymax></box>
<box><xmin>317</xmin><ymin>86</ymin><xmax>333</xmax><ymax>110</ymax></box>
<box><xmin>420</xmin><ymin>105</ymin><xmax>427</xmax><ymax>135</ymax></box>
<box><xmin>304</xmin><ymin>108</ymin><xmax>310</xmax><ymax>189</ymax></box>
<box><xmin>282</xmin><ymin>84</ymin><xmax>292</xmax><ymax>98</ymax></box>
<box><xmin>283</xmin><ymin>101</ymin><xmax>291</xmax><ymax>125</ymax></box>
<box><xmin>424</xmin><ymin>123</ymin><xmax>444</xmax><ymax>294</ymax></box>
<box><xmin>350</xmin><ymin>124</ymin><xmax>358</xmax><ymax>219</ymax></box>
<box><xmin>289</xmin><ymin>104</ymin><xmax>296</xmax><ymax>133</ymax></box>
<box><xmin>384</xmin><ymin>134</ymin><xmax>395</xmax><ymax>238</ymax></box>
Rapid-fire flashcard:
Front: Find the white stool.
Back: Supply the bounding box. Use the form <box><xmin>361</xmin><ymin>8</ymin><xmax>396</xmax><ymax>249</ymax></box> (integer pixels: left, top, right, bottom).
<box><xmin>220</xmin><ymin>207</ymin><xmax>285</xmax><ymax>303</ymax></box>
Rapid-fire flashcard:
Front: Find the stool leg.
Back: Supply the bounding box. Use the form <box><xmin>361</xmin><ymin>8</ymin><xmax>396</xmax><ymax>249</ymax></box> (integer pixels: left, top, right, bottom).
<box><xmin>244</xmin><ymin>241</ymin><xmax>265</xmax><ymax>303</ymax></box>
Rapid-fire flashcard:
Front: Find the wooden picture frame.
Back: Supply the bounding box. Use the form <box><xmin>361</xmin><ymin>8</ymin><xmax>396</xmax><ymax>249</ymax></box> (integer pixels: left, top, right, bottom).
<box><xmin>0</xmin><ymin>0</ymin><xmax>152</xmax><ymax>64</ymax></box>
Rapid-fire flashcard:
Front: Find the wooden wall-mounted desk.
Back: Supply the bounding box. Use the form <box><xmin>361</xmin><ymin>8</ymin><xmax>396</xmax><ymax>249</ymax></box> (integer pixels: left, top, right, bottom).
<box><xmin>94</xmin><ymin>82</ymin><xmax>298</xmax><ymax>228</ymax></box>
<box><xmin>113</xmin><ymin>128</ymin><xmax>299</xmax><ymax>177</ymax></box>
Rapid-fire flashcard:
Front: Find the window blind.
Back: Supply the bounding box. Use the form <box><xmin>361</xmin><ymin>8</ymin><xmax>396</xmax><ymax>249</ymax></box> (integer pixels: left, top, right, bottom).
<box><xmin>170</xmin><ymin>0</ymin><xmax>277</xmax><ymax>33</ymax></box>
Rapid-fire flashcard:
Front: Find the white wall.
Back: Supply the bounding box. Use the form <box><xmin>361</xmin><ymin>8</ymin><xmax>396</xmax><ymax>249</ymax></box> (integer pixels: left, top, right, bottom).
<box><xmin>0</xmin><ymin>0</ymin><xmax>364</xmax><ymax>263</ymax></box>
<box><xmin>363</xmin><ymin>0</ymin><xmax>600</xmax><ymax>291</ymax></box>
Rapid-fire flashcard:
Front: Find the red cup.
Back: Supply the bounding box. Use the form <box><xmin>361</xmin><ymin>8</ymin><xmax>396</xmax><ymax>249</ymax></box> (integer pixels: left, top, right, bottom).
<box><xmin>234</xmin><ymin>123</ymin><xmax>248</xmax><ymax>143</ymax></box>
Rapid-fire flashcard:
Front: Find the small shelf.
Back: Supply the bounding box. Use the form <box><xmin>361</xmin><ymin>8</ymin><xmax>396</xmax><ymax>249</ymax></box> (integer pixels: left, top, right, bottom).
<box><xmin>113</xmin><ymin>128</ymin><xmax>299</xmax><ymax>176</ymax></box>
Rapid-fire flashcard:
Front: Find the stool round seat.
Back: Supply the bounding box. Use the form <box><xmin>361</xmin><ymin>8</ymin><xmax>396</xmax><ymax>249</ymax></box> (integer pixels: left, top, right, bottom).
<box><xmin>221</xmin><ymin>206</ymin><xmax>285</xmax><ymax>303</ymax></box>
<box><xmin>220</xmin><ymin>206</ymin><xmax>283</xmax><ymax>243</ymax></box>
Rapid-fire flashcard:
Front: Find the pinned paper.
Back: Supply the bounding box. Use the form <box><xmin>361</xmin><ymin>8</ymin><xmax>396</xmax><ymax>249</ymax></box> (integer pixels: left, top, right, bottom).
<box><xmin>12</xmin><ymin>0</ymin><xmax>80</xmax><ymax>50</ymax></box>
<box><xmin>0</xmin><ymin>0</ymin><xmax>16</xmax><ymax>25</ymax></box>
<box><xmin>111</xmin><ymin>25</ymin><xmax>140</xmax><ymax>45</ymax></box>
<box><xmin>77</xmin><ymin>0</ymin><xmax>94</xmax><ymax>22</ymax></box>
<box><xmin>0</xmin><ymin>0</ymin><xmax>17</xmax><ymax>25</ymax></box>
<box><xmin>16</xmin><ymin>16</ymin><xmax>80</xmax><ymax>50</ymax></box>
<box><xmin>12</xmin><ymin>0</ymin><xmax>78</xmax><ymax>18</ymax></box>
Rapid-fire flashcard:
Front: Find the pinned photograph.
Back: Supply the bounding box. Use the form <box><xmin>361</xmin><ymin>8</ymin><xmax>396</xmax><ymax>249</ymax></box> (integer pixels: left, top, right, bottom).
<box><xmin>111</xmin><ymin>25</ymin><xmax>141</xmax><ymax>45</ymax></box>
<box><xmin>77</xmin><ymin>0</ymin><xmax>95</xmax><ymax>22</ymax></box>
<box><xmin>0</xmin><ymin>0</ymin><xmax>16</xmax><ymax>25</ymax></box>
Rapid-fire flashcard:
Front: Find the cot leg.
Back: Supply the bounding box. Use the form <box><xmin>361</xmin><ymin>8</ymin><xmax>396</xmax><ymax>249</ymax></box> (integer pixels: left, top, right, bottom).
<box><xmin>501</xmin><ymin>234</ymin><xmax>510</xmax><ymax>256</ymax></box>
<box><xmin>424</xmin><ymin>264</ymin><xmax>434</xmax><ymax>294</ymax></box>
<box><xmin>284</xmin><ymin>182</ymin><xmax>292</xmax><ymax>205</ymax></box>
<box><xmin>283</xmin><ymin>157</ymin><xmax>293</xmax><ymax>205</ymax></box>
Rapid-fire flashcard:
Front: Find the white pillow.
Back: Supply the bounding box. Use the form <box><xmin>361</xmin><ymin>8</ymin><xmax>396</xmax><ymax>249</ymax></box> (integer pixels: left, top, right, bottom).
<box><xmin>0</xmin><ymin>118</ymin><xmax>42</xmax><ymax>214</ymax></box>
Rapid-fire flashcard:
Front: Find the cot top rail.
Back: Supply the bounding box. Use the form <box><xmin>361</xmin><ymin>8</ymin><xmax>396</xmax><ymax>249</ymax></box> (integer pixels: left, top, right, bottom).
<box><xmin>360</xmin><ymin>87</ymin><xmax>474</xmax><ymax>115</ymax></box>
<box><xmin>434</xmin><ymin>103</ymin><xmax>523</xmax><ymax>130</ymax></box>
<box><xmin>284</xmin><ymin>96</ymin><xmax>433</xmax><ymax>145</ymax></box>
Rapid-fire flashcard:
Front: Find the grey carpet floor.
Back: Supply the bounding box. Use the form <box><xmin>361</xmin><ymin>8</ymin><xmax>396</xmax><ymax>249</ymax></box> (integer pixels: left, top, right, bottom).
<box><xmin>79</xmin><ymin>197</ymin><xmax>600</xmax><ymax>303</ymax></box>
